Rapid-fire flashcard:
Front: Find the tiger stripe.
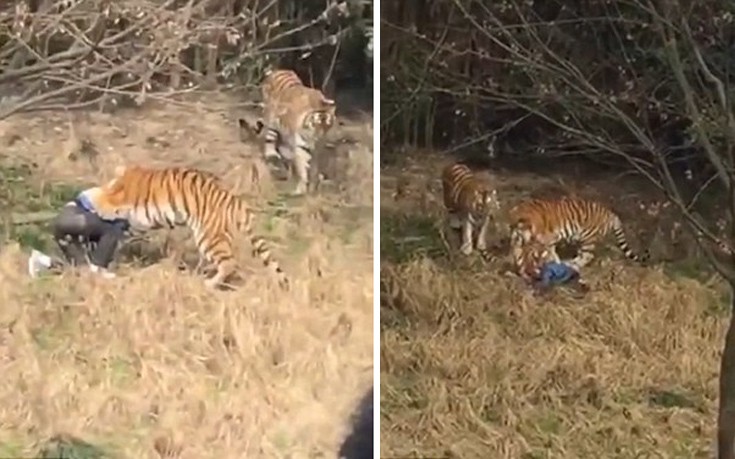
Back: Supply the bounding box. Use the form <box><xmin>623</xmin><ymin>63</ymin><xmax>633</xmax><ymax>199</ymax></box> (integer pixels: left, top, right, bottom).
<box><xmin>508</xmin><ymin>196</ymin><xmax>649</xmax><ymax>274</ymax></box>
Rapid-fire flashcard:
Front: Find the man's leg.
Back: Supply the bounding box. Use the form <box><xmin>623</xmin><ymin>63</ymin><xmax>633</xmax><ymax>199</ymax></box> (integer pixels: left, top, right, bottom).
<box><xmin>52</xmin><ymin>204</ymin><xmax>92</xmax><ymax>266</ymax></box>
<box><xmin>52</xmin><ymin>204</ymin><xmax>125</xmax><ymax>274</ymax></box>
<box><xmin>89</xmin><ymin>220</ymin><xmax>125</xmax><ymax>272</ymax></box>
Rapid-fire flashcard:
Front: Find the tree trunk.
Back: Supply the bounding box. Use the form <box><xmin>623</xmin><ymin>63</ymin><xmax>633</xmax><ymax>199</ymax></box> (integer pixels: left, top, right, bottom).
<box><xmin>719</xmin><ymin>292</ymin><xmax>735</xmax><ymax>459</ymax></box>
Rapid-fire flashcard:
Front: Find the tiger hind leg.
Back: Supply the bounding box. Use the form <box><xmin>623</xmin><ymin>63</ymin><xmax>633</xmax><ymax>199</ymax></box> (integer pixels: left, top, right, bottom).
<box><xmin>205</xmin><ymin>258</ymin><xmax>236</xmax><ymax>289</ymax></box>
<box><xmin>197</xmin><ymin>235</ymin><xmax>236</xmax><ymax>289</ymax></box>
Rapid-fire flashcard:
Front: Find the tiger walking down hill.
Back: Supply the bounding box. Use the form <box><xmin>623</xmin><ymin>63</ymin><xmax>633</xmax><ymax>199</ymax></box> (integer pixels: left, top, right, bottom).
<box><xmin>40</xmin><ymin>165</ymin><xmax>288</xmax><ymax>290</ymax></box>
<box><xmin>259</xmin><ymin>68</ymin><xmax>337</xmax><ymax>195</ymax></box>
<box><xmin>441</xmin><ymin>163</ymin><xmax>501</xmax><ymax>256</ymax></box>
<box><xmin>508</xmin><ymin>196</ymin><xmax>650</xmax><ymax>275</ymax></box>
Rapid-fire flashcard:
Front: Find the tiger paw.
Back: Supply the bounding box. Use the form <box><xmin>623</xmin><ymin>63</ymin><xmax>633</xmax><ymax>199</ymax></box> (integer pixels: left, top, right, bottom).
<box><xmin>204</xmin><ymin>277</ymin><xmax>220</xmax><ymax>289</ymax></box>
<box><xmin>459</xmin><ymin>244</ymin><xmax>473</xmax><ymax>256</ymax></box>
<box><xmin>292</xmin><ymin>184</ymin><xmax>308</xmax><ymax>196</ymax></box>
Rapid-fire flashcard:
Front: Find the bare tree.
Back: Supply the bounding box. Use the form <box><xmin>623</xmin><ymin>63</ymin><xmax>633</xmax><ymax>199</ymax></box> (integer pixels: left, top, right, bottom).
<box><xmin>0</xmin><ymin>0</ymin><xmax>370</xmax><ymax>121</ymax></box>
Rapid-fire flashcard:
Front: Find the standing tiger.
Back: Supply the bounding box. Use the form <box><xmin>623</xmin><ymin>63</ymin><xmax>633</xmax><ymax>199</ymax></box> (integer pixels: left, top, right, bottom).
<box><xmin>260</xmin><ymin>68</ymin><xmax>337</xmax><ymax>195</ymax></box>
<box><xmin>82</xmin><ymin>165</ymin><xmax>288</xmax><ymax>289</ymax></box>
<box><xmin>508</xmin><ymin>196</ymin><xmax>650</xmax><ymax>273</ymax></box>
<box><xmin>441</xmin><ymin>163</ymin><xmax>501</xmax><ymax>255</ymax></box>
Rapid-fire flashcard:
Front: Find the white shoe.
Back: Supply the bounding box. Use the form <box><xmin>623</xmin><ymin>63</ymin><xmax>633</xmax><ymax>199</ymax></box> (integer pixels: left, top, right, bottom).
<box><xmin>28</xmin><ymin>249</ymin><xmax>53</xmax><ymax>278</ymax></box>
<box><xmin>89</xmin><ymin>264</ymin><xmax>116</xmax><ymax>279</ymax></box>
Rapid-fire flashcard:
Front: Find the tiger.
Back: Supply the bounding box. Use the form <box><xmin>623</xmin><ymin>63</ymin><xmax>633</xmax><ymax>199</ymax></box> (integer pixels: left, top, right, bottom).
<box><xmin>84</xmin><ymin>165</ymin><xmax>288</xmax><ymax>289</ymax></box>
<box><xmin>441</xmin><ymin>162</ymin><xmax>501</xmax><ymax>256</ymax></box>
<box><xmin>511</xmin><ymin>233</ymin><xmax>558</xmax><ymax>282</ymax></box>
<box><xmin>508</xmin><ymin>196</ymin><xmax>650</xmax><ymax>273</ymax></box>
<box><xmin>260</xmin><ymin>68</ymin><xmax>337</xmax><ymax>195</ymax></box>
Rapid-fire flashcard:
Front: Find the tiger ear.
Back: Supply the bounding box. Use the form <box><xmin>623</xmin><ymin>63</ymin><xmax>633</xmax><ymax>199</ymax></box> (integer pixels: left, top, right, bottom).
<box><xmin>238</xmin><ymin>118</ymin><xmax>260</xmax><ymax>133</ymax></box>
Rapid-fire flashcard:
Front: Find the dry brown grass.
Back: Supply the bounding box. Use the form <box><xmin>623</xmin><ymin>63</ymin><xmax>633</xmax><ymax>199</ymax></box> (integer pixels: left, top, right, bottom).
<box><xmin>0</xmin><ymin>93</ymin><xmax>373</xmax><ymax>458</ymax></box>
<box><xmin>380</xmin><ymin>152</ymin><xmax>729</xmax><ymax>459</ymax></box>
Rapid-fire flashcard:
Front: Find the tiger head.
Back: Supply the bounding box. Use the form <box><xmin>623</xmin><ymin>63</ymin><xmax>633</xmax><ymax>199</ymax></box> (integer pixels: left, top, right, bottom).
<box><xmin>302</xmin><ymin>96</ymin><xmax>336</xmax><ymax>141</ymax></box>
<box><xmin>510</xmin><ymin>232</ymin><xmax>551</xmax><ymax>281</ymax></box>
<box><xmin>83</xmin><ymin>169</ymin><xmax>133</xmax><ymax>221</ymax></box>
<box><xmin>475</xmin><ymin>188</ymin><xmax>500</xmax><ymax>215</ymax></box>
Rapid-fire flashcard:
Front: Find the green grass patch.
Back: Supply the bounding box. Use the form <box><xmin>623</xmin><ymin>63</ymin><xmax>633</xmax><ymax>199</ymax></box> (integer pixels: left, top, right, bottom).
<box><xmin>38</xmin><ymin>434</ymin><xmax>115</xmax><ymax>459</ymax></box>
<box><xmin>0</xmin><ymin>438</ymin><xmax>26</xmax><ymax>458</ymax></box>
<box><xmin>0</xmin><ymin>162</ymin><xmax>82</xmax><ymax>250</ymax></box>
<box><xmin>380</xmin><ymin>211</ymin><xmax>444</xmax><ymax>264</ymax></box>
<box><xmin>663</xmin><ymin>256</ymin><xmax>716</xmax><ymax>283</ymax></box>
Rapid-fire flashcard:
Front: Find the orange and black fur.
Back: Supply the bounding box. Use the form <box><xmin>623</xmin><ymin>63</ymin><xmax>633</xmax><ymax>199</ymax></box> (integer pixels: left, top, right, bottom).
<box><xmin>441</xmin><ymin>163</ymin><xmax>500</xmax><ymax>255</ymax></box>
<box><xmin>85</xmin><ymin>165</ymin><xmax>288</xmax><ymax>289</ymax></box>
<box><xmin>508</xmin><ymin>197</ymin><xmax>649</xmax><ymax>274</ymax></box>
<box><xmin>260</xmin><ymin>68</ymin><xmax>337</xmax><ymax>195</ymax></box>
<box><xmin>511</xmin><ymin>234</ymin><xmax>557</xmax><ymax>282</ymax></box>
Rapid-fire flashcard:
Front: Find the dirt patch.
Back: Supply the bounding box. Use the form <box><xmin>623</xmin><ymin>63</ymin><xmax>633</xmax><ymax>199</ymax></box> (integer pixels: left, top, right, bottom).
<box><xmin>380</xmin><ymin>151</ymin><xmax>727</xmax><ymax>458</ymax></box>
<box><xmin>0</xmin><ymin>92</ymin><xmax>373</xmax><ymax>458</ymax></box>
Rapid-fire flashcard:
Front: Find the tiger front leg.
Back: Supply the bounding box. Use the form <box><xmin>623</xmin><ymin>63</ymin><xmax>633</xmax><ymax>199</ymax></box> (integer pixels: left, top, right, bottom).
<box><xmin>292</xmin><ymin>147</ymin><xmax>312</xmax><ymax>196</ymax></box>
<box><xmin>447</xmin><ymin>212</ymin><xmax>462</xmax><ymax>230</ymax></box>
<box><xmin>476</xmin><ymin>215</ymin><xmax>491</xmax><ymax>251</ymax></box>
<box><xmin>460</xmin><ymin>217</ymin><xmax>474</xmax><ymax>255</ymax></box>
<box><xmin>570</xmin><ymin>243</ymin><xmax>595</xmax><ymax>270</ymax></box>
<box><xmin>307</xmin><ymin>156</ymin><xmax>322</xmax><ymax>193</ymax></box>
<box><xmin>546</xmin><ymin>245</ymin><xmax>562</xmax><ymax>263</ymax></box>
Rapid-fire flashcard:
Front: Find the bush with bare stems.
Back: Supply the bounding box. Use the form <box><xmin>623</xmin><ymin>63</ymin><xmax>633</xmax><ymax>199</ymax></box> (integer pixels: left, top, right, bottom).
<box><xmin>0</xmin><ymin>0</ymin><xmax>373</xmax><ymax>119</ymax></box>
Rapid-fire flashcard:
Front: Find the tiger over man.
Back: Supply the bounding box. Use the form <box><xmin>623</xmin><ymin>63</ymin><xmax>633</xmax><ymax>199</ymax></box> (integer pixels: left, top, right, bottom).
<box><xmin>259</xmin><ymin>68</ymin><xmax>337</xmax><ymax>195</ymax></box>
<box><xmin>441</xmin><ymin>163</ymin><xmax>501</xmax><ymax>256</ymax></box>
<box><xmin>82</xmin><ymin>165</ymin><xmax>288</xmax><ymax>289</ymax></box>
<box><xmin>508</xmin><ymin>196</ymin><xmax>650</xmax><ymax>275</ymax></box>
